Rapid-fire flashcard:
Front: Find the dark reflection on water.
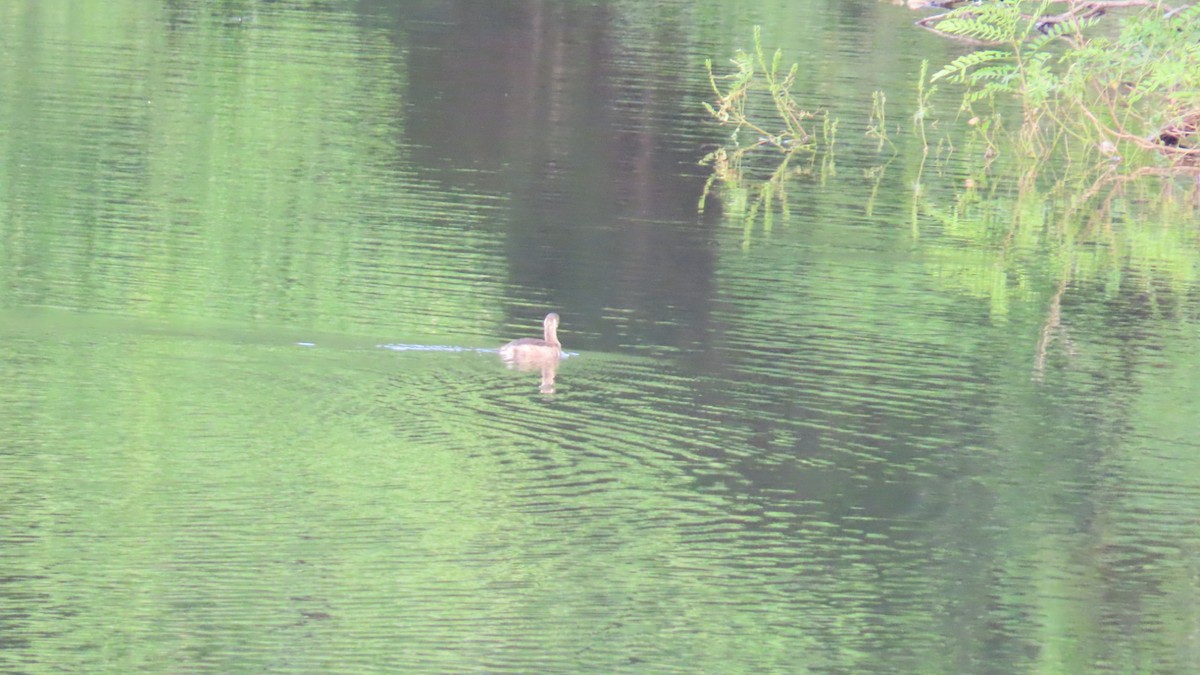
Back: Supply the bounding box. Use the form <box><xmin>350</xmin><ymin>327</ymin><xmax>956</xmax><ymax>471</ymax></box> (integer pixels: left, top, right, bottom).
<box><xmin>392</xmin><ymin>1</ymin><xmax>723</xmax><ymax>355</ymax></box>
<box><xmin>2</xmin><ymin>0</ymin><xmax>1200</xmax><ymax>673</ymax></box>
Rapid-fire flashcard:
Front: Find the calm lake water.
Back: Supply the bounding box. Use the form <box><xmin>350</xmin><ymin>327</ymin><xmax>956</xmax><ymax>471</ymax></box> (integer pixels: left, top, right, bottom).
<box><xmin>2</xmin><ymin>1</ymin><xmax>1199</xmax><ymax>672</ymax></box>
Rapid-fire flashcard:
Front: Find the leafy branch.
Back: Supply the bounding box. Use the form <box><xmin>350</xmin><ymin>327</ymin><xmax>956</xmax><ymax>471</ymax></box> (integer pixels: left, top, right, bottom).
<box><xmin>699</xmin><ymin>26</ymin><xmax>843</xmax><ymax>239</ymax></box>
<box><xmin>918</xmin><ymin>0</ymin><xmax>1200</xmax><ymax>171</ymax></box>
<box><xmin>702</xmin><ymin>26</ymin><xmax>824</xmax><ymax>156</ymax></box>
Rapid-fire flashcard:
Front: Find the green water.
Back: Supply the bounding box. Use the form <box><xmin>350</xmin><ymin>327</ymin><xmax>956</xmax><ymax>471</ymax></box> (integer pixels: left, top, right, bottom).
<box><xmin>2</xmin><ymin>1</ymin><xmax>1199</xmax><ymax>672</ymax></box>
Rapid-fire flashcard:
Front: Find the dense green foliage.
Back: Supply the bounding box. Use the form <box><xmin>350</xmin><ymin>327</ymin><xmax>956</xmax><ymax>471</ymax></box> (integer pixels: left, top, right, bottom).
<box><xmin>929</xmin><ymin>1</ymin><xmax>1200</xmax><ymax>171</ymax></box>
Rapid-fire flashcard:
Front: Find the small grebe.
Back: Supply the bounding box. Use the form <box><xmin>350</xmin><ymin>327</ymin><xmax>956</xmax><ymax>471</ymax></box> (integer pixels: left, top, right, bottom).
<box><xmin>499</xmin><ymin>312</ymin><xmax>562</xmax><ymax>362</ymax></box>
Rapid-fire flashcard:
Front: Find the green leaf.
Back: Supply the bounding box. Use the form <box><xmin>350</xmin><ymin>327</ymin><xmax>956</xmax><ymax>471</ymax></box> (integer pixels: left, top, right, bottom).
<box><xmin>932</xmin><ymin>50</ymin><xmax>1010</xmax><ymax>83</ymax></box>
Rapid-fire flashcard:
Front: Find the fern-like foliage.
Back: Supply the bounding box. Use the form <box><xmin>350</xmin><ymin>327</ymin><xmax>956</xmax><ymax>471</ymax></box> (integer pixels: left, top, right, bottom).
<box><xmin>1027</xmin><ymin>15</ymin><xmax>1099</xmax><ymax>52</ymax></box>
<box><xmin>932</xmin><ymin>50</ymin><xmax>1010</xmax><ymax>83</ymax></box>
<box><xmin>926</xmin><ymin>0</ymin><xmax>1200</xmax><ymax>168</ymax></box>
<box><xmin>1172</xmin><ymin>3</ymin><xmax>1200</xmax><ymax>27</ymax></box>
<box><xmin>933</xmin><ymin>2</ymin><xmax>1023</xmax><ymax>43</ymax></box>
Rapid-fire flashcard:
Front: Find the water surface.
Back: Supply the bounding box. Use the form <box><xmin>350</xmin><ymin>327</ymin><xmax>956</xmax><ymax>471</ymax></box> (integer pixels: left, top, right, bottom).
<box><xmin>2</xmin><ymin>1</ymin><xmax>1199</xmax><ymax>672</ymax></box>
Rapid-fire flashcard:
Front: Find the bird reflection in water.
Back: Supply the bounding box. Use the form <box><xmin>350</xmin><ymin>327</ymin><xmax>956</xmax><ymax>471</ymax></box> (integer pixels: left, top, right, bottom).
<box><xmin>499</xmin><ymin>312</ymin><xmax>562</xmax><ymax>393</ymax></box>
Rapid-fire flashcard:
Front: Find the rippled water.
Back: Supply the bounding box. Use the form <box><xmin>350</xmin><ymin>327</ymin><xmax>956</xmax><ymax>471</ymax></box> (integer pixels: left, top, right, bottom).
<box><xmin>3</xmin><ymin>1</ymin><xmax>1200</xmax><ymax>673</ymax></box>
